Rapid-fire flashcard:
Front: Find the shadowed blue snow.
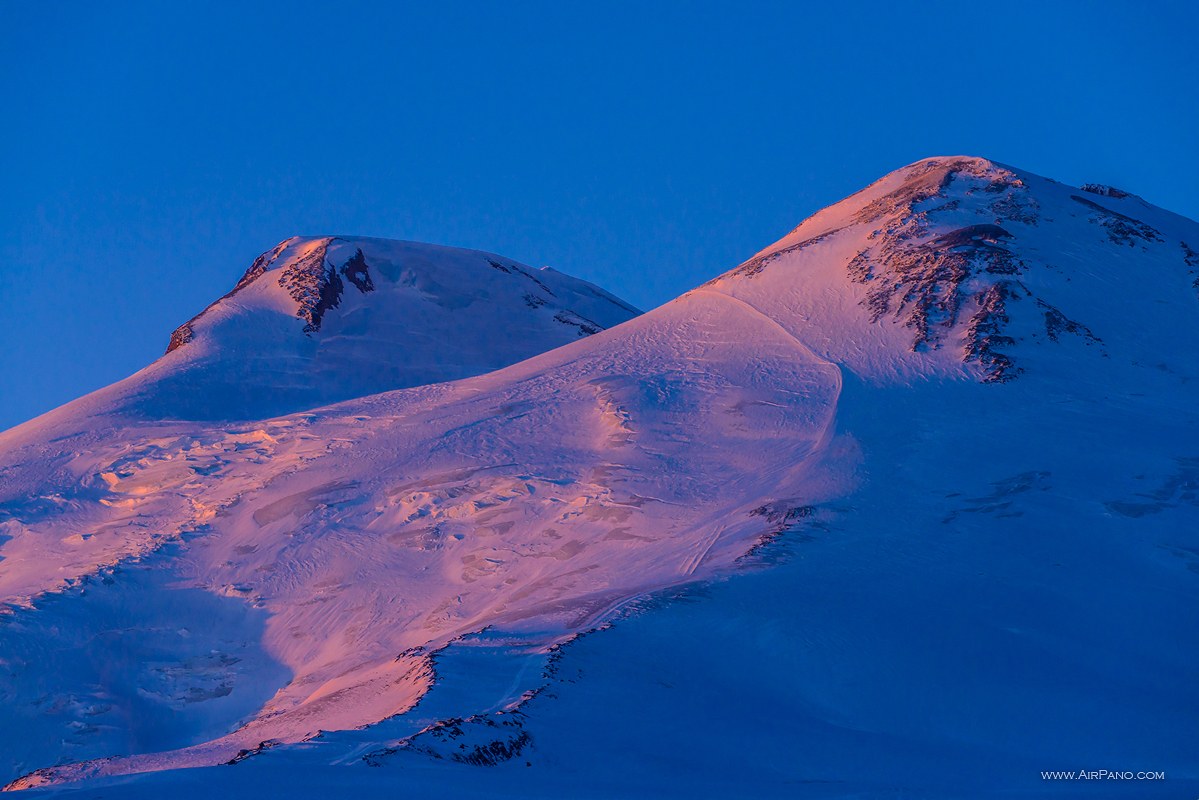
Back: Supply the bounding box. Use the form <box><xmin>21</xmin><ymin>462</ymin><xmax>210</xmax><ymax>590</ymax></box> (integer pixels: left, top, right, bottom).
<box><xmin>0</xmin><ymin>560</ymin><xmax>290</xmax><ymax>785</ymax></box>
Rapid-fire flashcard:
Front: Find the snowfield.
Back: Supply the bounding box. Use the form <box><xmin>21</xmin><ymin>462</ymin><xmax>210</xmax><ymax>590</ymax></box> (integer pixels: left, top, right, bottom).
<box><xmin>1</xmin><ymin>157</ymin><xmax>1197</xmax><ymax>798</ymax></box>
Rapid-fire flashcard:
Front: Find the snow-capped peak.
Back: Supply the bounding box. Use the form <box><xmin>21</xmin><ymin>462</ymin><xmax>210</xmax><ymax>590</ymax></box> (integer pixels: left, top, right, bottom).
<box><xmin>168</xmin><ymin>234</ymin><xmax>639</xmax><ymax>355</ymax></box>
<box><xmin>6</xmin><ymin>236</ymin><xmax>641</xmax><ymax>435</ymax></box>
<box><xmin>2</xmin><ymin>159</ymin><xmax>1197</xmax><ymax>794</ymax></box>
<box><xmin>705</xmin><ymin>155</ymin><xmax>1199</xmax><ymax>384</ymax></box>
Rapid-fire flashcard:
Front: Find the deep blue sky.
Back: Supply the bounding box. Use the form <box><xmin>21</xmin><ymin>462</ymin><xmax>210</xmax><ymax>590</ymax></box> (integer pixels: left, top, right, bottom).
<box><xmin>2</xmin><ymin>1</ymin><xmax>1196</xmax><ymax>430</ymax></box>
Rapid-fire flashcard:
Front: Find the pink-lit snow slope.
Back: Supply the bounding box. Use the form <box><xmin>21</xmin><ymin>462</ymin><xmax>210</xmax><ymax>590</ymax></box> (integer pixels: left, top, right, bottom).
<box><xmin>3</xmin><ymin>156</ymin><xmax>1198</xmax><ymax>793</ymax></box>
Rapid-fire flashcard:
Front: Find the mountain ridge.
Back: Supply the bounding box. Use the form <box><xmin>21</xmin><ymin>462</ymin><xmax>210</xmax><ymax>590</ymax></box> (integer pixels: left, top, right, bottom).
<box><xmin>704</xmin><ymin>155</ymin><xmax>1198</xmax><ymax>384</ymax></box>
<box><xmin>2</xmin><ymin>156</ymin><xmax>1197</xmax><ymax>795</ymax></box>
<box><xmin>0</xmin><ymin>237</ymin><xmax>641</xmax><ymax>446</ymax></box>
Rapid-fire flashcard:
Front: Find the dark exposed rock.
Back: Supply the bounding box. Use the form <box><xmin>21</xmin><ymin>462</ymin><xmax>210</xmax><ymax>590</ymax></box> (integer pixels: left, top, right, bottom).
<box><xmin>365</xmin><ymin>712</ymin><xmax>532</xmax><ymax>768</ymax></box>
<box><xmin>170</xmin><ymin>237</ymin><xmax>381</xmax><ymax>347</ymax></box>
<box><xmin>843</xmin><ymin>162</ymin><xmax>1040</xmax><ymax>362</ymax></box>
<box><xmin>278</xmin><ymin>239</ymin><xmax>379</xmax><ymax>333</ymax></box>
<box><xmin>965</xmin><ymin>281</ymin><xmax>1020</xmax><ymax>383</ymax></box>
<box><xmin>454</xmin><ymin>728</ymin><xmax>532</xmax><ymax>766</ymax></box>
<box><xmin>724</xmin><ymin>229</ymin><xmax>842</xmax><ymax>280</ymax></box>
<box><xmin>278</xmin><ymin>238</ymin><xmax>339</xmax><ymax>332</ymax></box>
<box><xmin>715</xmin><ymin>161</ymin><xmax>1038</xmax><ymax>285</ymax></box>
<box><xmin>166</xmin><ymin>323</ymin><xmax>196</xmax><ymax>353</ymax></box>
<box><xmin>852</xmin><ymin>158</ymin><xmax>964</xmax><ymax>225</ymax></box>
<box><xmin>308</xmin><ymin>271</ymin><xmax>344</xmax><ymax>332</ymax></box>
<box><xmin>1080</xmin><ymin>183</ymin><xmax>1132</xmax><ymax>199</ymax></box>
<box><xmin>989</xmin><ymin>191</ymin><xmax>1040</xmax><ymax>225</ymax></box>
<box><xmin>340</xmin><ymin>248</ymin><xmax>374</xmax><ymax>293</ymax></box>
<box><xmin>514</xmin><ymin>265</ymin><xmax>556</xmax><ymax>297</ymax></box>
<box><xmin>235</xmin><ymin>238</ymin><xmax>292</xmax><ymax>292</ymax></box>
<box><xmin>489</xmin><ymin>258</ymin><xmax>557</xmax><ymax>297</ymax></box>
<box><xmin>1182</xmin><ymin>242</ymin><xmax>1199</xmax><ymax>298</ymax></box>
<box><xmin>1071</xmin><ymin>195</ymin><xmax>1162</xmax><ymax>245</ymax></box>
<box><xmin>749</xmin><ymin>502</ymin><xmax>815</xmax><ymax>526</ymax></box>
<box><xmin>1182</xmin><ymin>241</ymin><xmax>1199</xmax><ymax>269</ymax></box>
<box><xmin>849</xmin><ymin>221</ymin><xmax>1022</xmax><ymax>353</ymax></box>
<box><xmin>930</xmin><ymin>224</ymin><xmax>1013</xmax><ymax>250</ymax></box>
<box><xmin>841</xmin><ymin>164</ymin><xmax>1112</xmax><ymax>382</ymax></box>
<box><xmin>740</xmin><ymin>502</ymin><xmax>827</xmax><ymax>562</ymax></box>
<box><xmin>224</xmin><ymin>740</ymin><xmax>279</xmax><ymax>765</ymax></box>
<box><xmin>553</xmin><ymin>310</ymin><xmax>602</xmax><ymax>336</ymax></box>
<box><xmin>394</xmin><ymin>644</ymin><xmax>428</xmax><ymax>661</ymax></box>
<box><xmin>166</xmin><ymin>239</ymin><xmax>295</xmax><ymax>353</ymax></box>
<box><xmin>1038</xmin><ymin>299</ymin><xmax>1102</xmax><ymax>345</ymax></box>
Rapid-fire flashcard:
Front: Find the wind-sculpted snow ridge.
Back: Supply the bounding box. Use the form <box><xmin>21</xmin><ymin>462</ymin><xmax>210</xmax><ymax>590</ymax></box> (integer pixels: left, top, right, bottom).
<box><xmin>3</xmin><ymin>157</ymin><xmax>1199</xmax><ymax>795</ymax></box>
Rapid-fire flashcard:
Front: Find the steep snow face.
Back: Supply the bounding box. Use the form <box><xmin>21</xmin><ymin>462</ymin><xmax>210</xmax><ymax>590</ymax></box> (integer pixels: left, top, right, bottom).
<box><xmin>706</xmin><ymin>156</ymin><xmax>1199</xmax><ymax>385</ymax></box>
<box><xmin>7</xmin><ymin>236</ymin><xmax>640</xmax><ymax>433</ymax></box>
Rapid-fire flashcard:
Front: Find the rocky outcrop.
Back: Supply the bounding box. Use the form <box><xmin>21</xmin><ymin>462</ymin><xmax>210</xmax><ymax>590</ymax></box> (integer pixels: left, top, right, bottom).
<box><xmin>849</xmin><ymin>214</ymin><xmax>1027</xmax><ymax>355</ymax></box>
<box><xmin>553</xmin><ymin>310</ymin><xmax>602</xmax><ymax>336</ymax></box>
<box><xmin>1071</xmin><ymin>194</ymin><xmax>1162</xmax><ymax>246</ymax></box>
<box><xmin>841</xmin><ymin>162</ymin><xmax>1116</xmax><ymax>381</ymax></box>
<box><xmin>1080</xmin><ymin>183</ymin><xmax>1132</xmax><ymax>199</ymax></box>
<box><xmin>340</xmin><ymin>248</ymin><xmax>374</xmax><ymax>293</ymax></box>
<box><xmin>726</xmin><ymin>229</ymin><xmax>842</xmax><ymax>280</ymax></box>
<box><xmin>964</xmin><ymin>281</ymin><xmax>1020</xmax><ymax>382</ymax></box>
<box><xmin>276</xmin><ymin>239</ymin><xmax>379</xmax><ymax>332</ymax></box>
<box><xmin>363</xmin><ymin>712</ymin><xmax>532</xmax><ymax>768</ymax></box>
<box><xmin>278</xmin><ymin>238</ymin><xmax>341</xmax><ymax>332</ymax></box>
<box><xmin>488</xmin><ymin>259</ymin><xmax>556</xmax><ymax>297</ymax></box>
<box><xmin>166</xmin><ymin>240</ymin><xmax>297</xmax><ymax>353</ymax></box>
<box><xmin>165</xmin><ymin>322</ymin><xmax>196</xmax><ymax>353</ymax></box>
<box><xmin>1038</xmin><ymin>298</ymin><xmax>1101</xmax><ymax>345</ymax></box>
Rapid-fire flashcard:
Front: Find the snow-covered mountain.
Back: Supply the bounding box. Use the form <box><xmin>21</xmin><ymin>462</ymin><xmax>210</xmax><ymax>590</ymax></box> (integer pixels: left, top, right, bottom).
<box><xmin>7</xmin><ymin>236</ymin><xmax>639</xmax><ymax>432</ymax></box>
<box><xmin>2</xmin><ymin>158</ymin><xmax>1197</xmax><ymax>798</ymax></box>
<box><xmin>706</xmin><ymin>156</ymin><xmax>1197</xmax><ymax>385</ymax></box>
